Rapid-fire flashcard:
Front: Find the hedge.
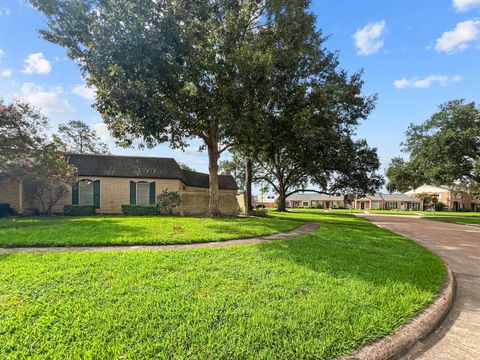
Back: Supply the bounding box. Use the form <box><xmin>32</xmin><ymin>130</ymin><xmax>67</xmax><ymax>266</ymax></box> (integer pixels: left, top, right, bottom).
<box><xmin>121</xmin><ymin>205</ymin><xmax>159</xmax><ymax>216</ymax></box>
<box><xmin>63</xmin><ymin>205</ymin><xmax>97</xmax><ymax>216</ymax></box>
<box><xmin>0</xmin><ymin>203</ymin><xmax>13</xmax><ymax>217</ymax></box>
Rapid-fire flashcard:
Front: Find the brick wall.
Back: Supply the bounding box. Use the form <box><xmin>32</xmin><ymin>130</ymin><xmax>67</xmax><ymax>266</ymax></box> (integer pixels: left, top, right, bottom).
<box><xmin>0</xmin><ymin>180</ymin><xmax>20</xmax><ymax>212</ymax></box>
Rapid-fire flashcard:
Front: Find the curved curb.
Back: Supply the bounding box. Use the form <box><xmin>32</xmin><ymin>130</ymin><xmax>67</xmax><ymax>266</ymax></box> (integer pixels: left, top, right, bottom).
<box><xmin>0</xmin><ymin>222</ymin><xmax>320</xmax><ymax>253</ymax></box>
<box><xmin>336</xmin><ymin>267</ymin><xmax>456</xmax><ymax>360</ymax></box>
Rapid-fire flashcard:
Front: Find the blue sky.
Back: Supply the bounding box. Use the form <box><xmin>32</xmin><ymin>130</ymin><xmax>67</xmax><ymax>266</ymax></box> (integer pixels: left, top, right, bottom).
<box><xmin>1</xmin><ymin>0</ymin><xmax>480</xmax><ymax>180</ymax></box>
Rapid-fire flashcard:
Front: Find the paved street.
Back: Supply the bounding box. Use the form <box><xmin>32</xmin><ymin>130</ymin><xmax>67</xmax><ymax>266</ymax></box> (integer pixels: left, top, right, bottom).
<box><xmin>358</xmin><ymin>215</ymin><xmax>480</xmax><ymax>359</ymax></box>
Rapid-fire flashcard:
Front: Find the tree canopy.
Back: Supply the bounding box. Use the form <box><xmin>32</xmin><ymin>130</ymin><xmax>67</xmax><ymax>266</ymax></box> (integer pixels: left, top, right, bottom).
<box><xmin>30</xmin><ymin>0</ymin><xmax>271</xmax><ymax>216</ymax></box>
<box><xmin>386</xmin><ymin>100</ymin><xmax>480</xmax><ymax>196</ymax></box>
<box><xmin>31</xmin><ymin>0</ymin><xmax>382</xmax><ymax>214</ymax></box>
<box><xmin>56</xmin><ymin>120</ymin><xmax>109</xmax><ymax>154</ymax></box>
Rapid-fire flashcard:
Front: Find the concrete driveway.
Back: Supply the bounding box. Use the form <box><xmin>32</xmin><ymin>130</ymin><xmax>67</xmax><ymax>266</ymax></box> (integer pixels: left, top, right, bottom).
<box><xmin>357</xmin><ymin>214</ymin><xmax>480</xmax><ymax>359</ymax></box>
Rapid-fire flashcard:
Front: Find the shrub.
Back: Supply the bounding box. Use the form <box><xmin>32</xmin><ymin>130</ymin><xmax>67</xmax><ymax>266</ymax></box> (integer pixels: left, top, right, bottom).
<box><xmin>458</xmin><ymin>208</ymin><xmax>472</xmax><ymax>212</ymax></box>
<box><xmin>156</xmin><ymin>190</ymin><xmax>181</xmax><ymax>215</ymax></box>
<box><xmin>64</xmin><ymin>205</ymin><xmax>96</xmax><ymax>216</ymax></box>
<box><xmin>121</xmin><ymin>205</ymin><xmax>158</xmax><ymax>216</ymax></box>
<box><xmin>252</xmin><ymin>208</ymin><xmax>268</xmax><ymax>217</ymax></box>
<box><xmin>0</xmin><ymin>203</ymin><xmax>13</xmax><ymax>217</ymax></box>
<box><xmin>434</xmin><ymin>202</ymin><xmax>444</xmax><ymax>212</ymax></box>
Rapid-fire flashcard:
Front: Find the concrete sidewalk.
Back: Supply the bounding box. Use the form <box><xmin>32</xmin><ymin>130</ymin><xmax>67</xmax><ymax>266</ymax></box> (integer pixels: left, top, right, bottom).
<box><xmin>358</xmin><ymin>214</ymin><xmax>480</xmax><ymax>359</ymax></box>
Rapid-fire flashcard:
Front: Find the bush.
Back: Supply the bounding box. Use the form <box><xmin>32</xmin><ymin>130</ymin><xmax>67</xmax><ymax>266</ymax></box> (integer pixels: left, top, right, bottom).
<box><xmin>156</xmin><ymin>190</ymin><xmax>181</xmax><ymax>215</ymax></box>
<box><xmin>252</xmin><ymin>208</ymin><xmax>268</xmax><ymax>217</ymax></box>
<box><xmin>0</xmin><ymin>203</ymin><xmax>13</xmax><ymax>217</ymax></box>
<box><xmin>458</xmin><ymin>208</ymin><xmax>472</xmax><ymax>212</ymax></box>
<box><xmin>434</xmin><ymin>202</ymin><xmax>444</xmax><ymax>211</ymax></box>
<box><xmin>121</xmin><ymin>205</ymin><xmax>158</xmax><ymax>216</ymax></box>
<box><xmin>64</xmin><ymin>205</ymin><xmax>96</xmax><ymax>216</ymax></box>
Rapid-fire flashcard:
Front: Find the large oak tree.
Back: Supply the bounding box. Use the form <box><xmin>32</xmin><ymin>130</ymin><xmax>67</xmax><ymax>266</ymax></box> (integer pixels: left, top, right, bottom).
<box><xmin>386</xmin><ymin>100</ymin><xmax>480</xmax><ymax>197</ymax></box>
<box><xmin>31</xmin><ymin>0</ymin><xmax>268</xmax><ymax>216</ymax></box>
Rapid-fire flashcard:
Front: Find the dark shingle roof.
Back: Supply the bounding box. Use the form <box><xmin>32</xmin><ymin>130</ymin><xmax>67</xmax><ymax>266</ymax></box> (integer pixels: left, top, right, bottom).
<box><xmin>67</xmin><ymin>154</ymin><xmax>237</xmax><ymax>190</ymax></box>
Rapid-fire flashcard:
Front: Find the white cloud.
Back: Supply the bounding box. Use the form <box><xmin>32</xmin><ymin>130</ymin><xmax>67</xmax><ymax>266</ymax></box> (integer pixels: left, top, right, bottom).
<box><xmin>15</xmin><ymin>83</ymin><xmax>75</xmax><ymax>115</ymax></box>
<box><xmin>0</xmin><ymin>8</ymin><xmax>11</xmax><ymax>16</ymax></box>
<box><xmin>0</xmin><ymin>49</ymin><xmax>5</xmax><ymax>59</ymax></box>
<box><xmin>453</xmin><ymin>0</ymin><xmax>480</xmax><ymax>11</ymax></box>
<box><xmin>435</xmin><ymin>20</ymin><xmax>480</xmax><ymax>53</ymax></box>
<box><xmin>72</xmin><ymin>83</ymin><xmax>97</xmax><ymax>101</ymax></box>
<box><xmin>21</xmin><ymin>52</ymin><xmax>52</xmax><ymax>75</ymax></box>
<box><xmin>92</xmin><ymin>121</ymin><xmax>114</xmax><ymax>143</ymax></box>
<box><xmin>393</xmin><ymin>75</ymin><xmax>463</xmax><ymax>89</ymax></box>
<box><xmin>353</xmin><ymin>21</ymin><xmax>386</xmax><ymax>56</ymax></box>
<box><xmin>1</xmin><ymin>69</ymin><xmax>12</xmax><ymax>77</ymax></box>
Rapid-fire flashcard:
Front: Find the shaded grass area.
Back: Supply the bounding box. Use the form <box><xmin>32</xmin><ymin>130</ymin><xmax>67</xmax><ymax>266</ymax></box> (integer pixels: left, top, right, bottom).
<box><xmin>0</xmin><ymin>216</ymin><xmax>299</xmax><ymax>247</ymax></box>
<box><xmin>0</xmin><ymin>212</ymin><xmax>445</xmax><ymax>359</ymax></box>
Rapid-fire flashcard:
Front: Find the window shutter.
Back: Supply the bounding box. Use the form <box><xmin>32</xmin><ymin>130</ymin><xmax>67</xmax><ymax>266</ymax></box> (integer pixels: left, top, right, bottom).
<box><xmin>72</xmin><ymin>182</ymin><xmax>79</xmax><ymax>205</ymax></box>
<box><xmin>130</xmin><ymin>181</ymin><xmax>136</xmax><ymax>205</ymax></box>
<box><xmin>93</xmin><ymin>180</ymin><xmax>100</xmax><ymax>209</ymax></box>
<box><xmin>149</xmin><ymin>182</ymin><xmax>156</xmax><ymax>205</ymax></box>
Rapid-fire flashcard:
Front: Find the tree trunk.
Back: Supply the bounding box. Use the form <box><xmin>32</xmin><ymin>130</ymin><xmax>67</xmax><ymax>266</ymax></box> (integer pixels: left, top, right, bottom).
<box><xmin>244</xmin><ymin>158</ymin><xmax>253</xmax><ymax>215</ymax></box>
<box><xmin>277</xmin><ymin>188</ymin><xmax>287</xmax><ymax>212</ymax></box>
<box><xmin>207</xmin><ymin>139</ymin><xmax>221</xmax><ymax>217</ymax></box>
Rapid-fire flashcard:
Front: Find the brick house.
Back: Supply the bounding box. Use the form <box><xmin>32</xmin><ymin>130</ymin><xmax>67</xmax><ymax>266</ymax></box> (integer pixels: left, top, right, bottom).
<box><xmin>0</xmin><ymin>154</ymin><xmax>239</xmax><ymax>216</ymax></box>
<box><xmin>354</xmin><ymin>193</ymin><xmax>421</xmax><ymax>211</ymax></box>
<box><xmin>405</xmin><ymin>184</ymin><xmax>480</xmax><ymax>211</ymax></box>
<box><xmin>286</xmin><ymin>193</ymin><xmax>353</xmax><ymax>209</ymax></box>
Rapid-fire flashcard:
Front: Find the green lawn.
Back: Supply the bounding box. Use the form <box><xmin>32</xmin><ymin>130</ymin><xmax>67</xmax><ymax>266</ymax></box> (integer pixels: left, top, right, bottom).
<box><xmin>291</xmin><ymin>208</ymin><xmax>363</xmax><ymax>214</ymax></box>
<box><xmin>367</xmin><ymin>210</ymin><xmax>422</xmax><ymax>215</ymax></box>
<box><xmin>425</xmin><ymin>216</ymin><xmax>480</xmax><ymax>225</ymax></box>
<box><xmin>421</xmin><ymin>211</ymin><xmax>480</xmax><ymax>217</ymax></box>
<box><xmin>0</xmin><ymin>216</ymin><xmax>299</xmax><ymax>247</ymax></box>
<box><xmin>0</xmin><ymin>212</ymin><xmax>445</xmax><ymax>359</ymax></box>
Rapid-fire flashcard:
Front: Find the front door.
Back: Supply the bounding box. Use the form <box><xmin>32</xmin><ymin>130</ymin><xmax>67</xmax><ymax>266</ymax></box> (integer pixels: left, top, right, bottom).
<box><xmin>360</xmin><ymin>202</ymin><xmax>365</xmax><ymax>210</ymax></box>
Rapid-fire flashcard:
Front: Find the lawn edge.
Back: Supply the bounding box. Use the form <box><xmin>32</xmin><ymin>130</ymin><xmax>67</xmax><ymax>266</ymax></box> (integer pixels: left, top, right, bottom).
<box><xmin>0</xmin><ymin>222</ymin><xmax>319</xmax><ymax>253</ymax></box>
<box><xmin>336</xmin><ymin>266</ymin><xmax>456</xmax><ymax>360</ymax></box>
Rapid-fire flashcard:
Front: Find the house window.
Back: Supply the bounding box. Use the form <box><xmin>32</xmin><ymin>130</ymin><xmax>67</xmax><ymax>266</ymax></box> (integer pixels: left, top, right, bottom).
<box><xmin>136</xmin><ymin>182</ymin><xmax>150</xmax><ymax>205</ymax></box>
<box><xmin>385</xmin><ymin>202</ymin><xmax>398</xmax><ymax>210</ymax></box>
<box><xmin>79</xmin><ymin>180</ymin><xmax>94</xmax><ymax>206</ymax></box>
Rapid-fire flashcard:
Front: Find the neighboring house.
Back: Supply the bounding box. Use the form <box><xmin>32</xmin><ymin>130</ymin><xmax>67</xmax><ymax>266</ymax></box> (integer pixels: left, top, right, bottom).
<box><xmin>286</xmin><ymin>193</ymin><xmax>352</xmax><ymax>209</ymax></box>
<box><xmin>355</xmin><ymin>193</ymin><xmax>421</xmax><ymax>211</ymax></box>
<box><xmin>405</xmin><ymin>184</ymin><xmax>480</xmax><ymax>211</ymax></box>
<box><xmin>253</xmin><ymin>194</ymin><xmax>277</xmax><ymax>208</ymax></box>
<box><xmin>0</xmin><ymin>154</ymin><xmax>238</xmax><ymax>216</ymax></box>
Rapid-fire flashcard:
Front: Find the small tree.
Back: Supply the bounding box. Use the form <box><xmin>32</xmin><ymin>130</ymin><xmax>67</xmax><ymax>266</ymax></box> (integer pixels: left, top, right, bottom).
<box><xmin>416</xmin><ymin>192</ymin><xmax>434</xmax><ymax>211</ymax></box>
<box><xmin>156</xmin><ymin>190</ymin><xmax>181</xmax><ymax>215</ymax></box>
<box><xmin>0</xmin><ymin>99</ymin><xmax>77</xmax><ymax>214</ymax></box>
<box><xmin>56</xmin><ymin>120</ymin><xmax>109</xmax><ymax>154</ymax></box>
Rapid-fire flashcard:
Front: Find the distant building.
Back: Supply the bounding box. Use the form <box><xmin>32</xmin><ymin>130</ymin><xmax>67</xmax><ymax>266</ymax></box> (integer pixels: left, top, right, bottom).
<box><xmin>253</xmin><ymin>194</ymin><xmax>277</xmax><ymax>208</ymax></box>
<box><xmin>405</xmin><ymin>184</ymin><xmax>480</xmax><ymax>211</ymax></box>
<box><xmin>354</xmin><ymin>193</ymin><xmax>421</xmax><ymax>211</ymax></box>
<box><xmin>286</xmin><ymin>193</ymin><xmax>352</xmax><ymax>209</ymax></box>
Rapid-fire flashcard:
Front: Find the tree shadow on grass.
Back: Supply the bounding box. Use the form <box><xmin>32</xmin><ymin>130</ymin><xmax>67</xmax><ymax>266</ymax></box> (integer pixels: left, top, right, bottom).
<box><xmin>256</xmin><ymin>221</ymin><xmax>446</xmax><ymax>292</ymax></box>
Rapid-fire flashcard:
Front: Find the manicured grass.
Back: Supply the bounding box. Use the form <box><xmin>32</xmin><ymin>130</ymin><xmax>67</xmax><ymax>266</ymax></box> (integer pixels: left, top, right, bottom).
<box><xmin>367</xmin><ymin>210</ymin><xmax>422</xmax><ymax>215</ymax></box>
<box><xmin>0</xmin><ymin>216</ymin><xmax>299</xmax><ymax>247</ymax></box>
<box><xmin>291</xmin><ymin>208</ymin><xmax>363</xmax><ymax>214</ymax></box>
<box><xmin>421</xmin><ymin>211</ymin><xmax>480</xmax><ymax>217</ymax></box>
<box><xmin>425</xmin><ymin>216</ymin><xmax>480</xmax><ymax>225</ymax></box>
<box><xmin>0</xmin><ymin>212</ymin><xmax>445</xmax><ymax>359</ymax></box>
